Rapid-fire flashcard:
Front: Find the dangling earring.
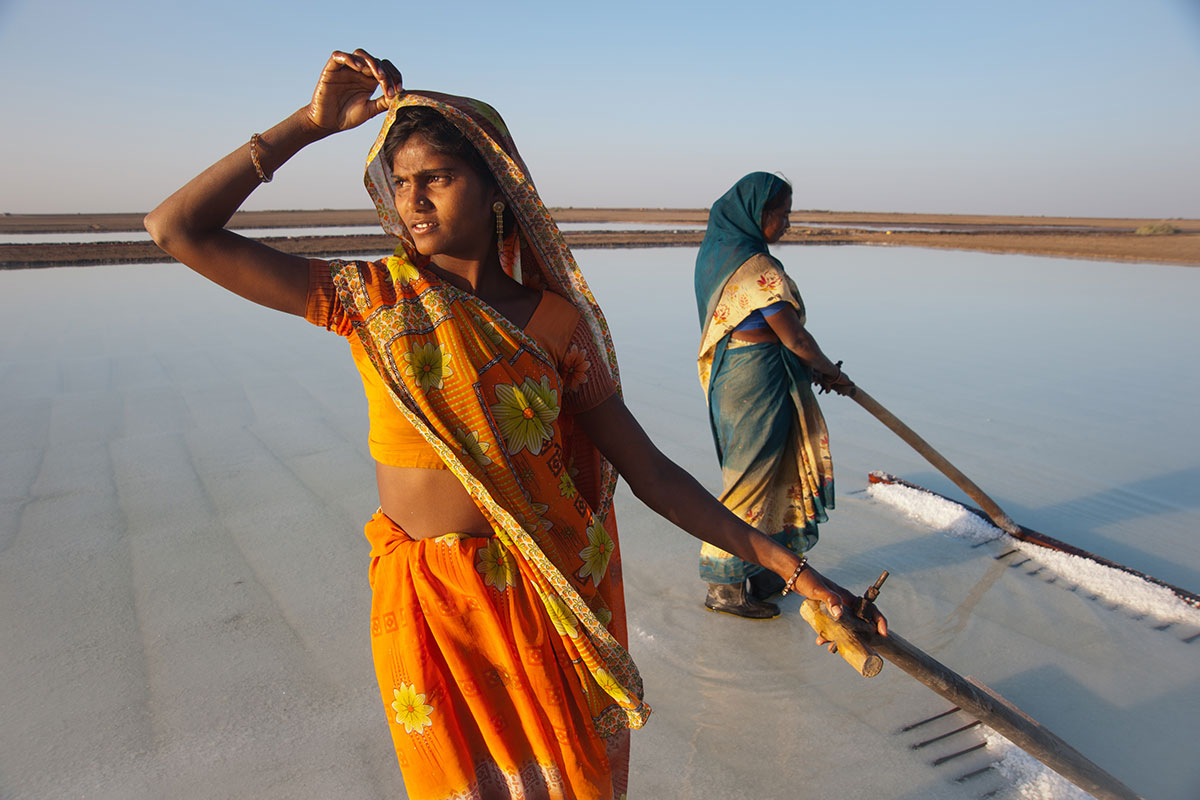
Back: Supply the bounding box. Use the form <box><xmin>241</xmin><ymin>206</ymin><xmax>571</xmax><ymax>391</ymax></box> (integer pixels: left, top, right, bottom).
<box><xmin>494</xmin><ymin>199</ymin><xmax>521</xmax><ymax>282</ymax></box>
<box><xmin>493</xmin><ymin>201</ymin><xmax>506</xmax><ymax>255</ymax></box>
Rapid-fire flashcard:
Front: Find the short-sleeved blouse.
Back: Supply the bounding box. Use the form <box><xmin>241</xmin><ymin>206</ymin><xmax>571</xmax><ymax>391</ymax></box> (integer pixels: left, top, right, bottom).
<box><xmin>303</xmin><ymin>259</ymin><xmax>616</xmax><ymax>468</ymax></box>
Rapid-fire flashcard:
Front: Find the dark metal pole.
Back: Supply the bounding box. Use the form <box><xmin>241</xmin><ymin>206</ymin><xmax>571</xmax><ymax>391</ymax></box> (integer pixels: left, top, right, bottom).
<box><xmin>806</xmin><ymin>597</ymin><xmax>1145</xmax><ymax>800</ymax></box>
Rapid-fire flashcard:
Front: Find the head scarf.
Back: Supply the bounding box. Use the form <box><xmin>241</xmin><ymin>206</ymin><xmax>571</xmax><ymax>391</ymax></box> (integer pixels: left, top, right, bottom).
<box><xmin>362</xmin><ymin>90</ymin><xmax>622</xmax><ymax>515</ymax></box>
<box><xmin>693</xmin><ymin>171</ymin><xmax>791</xmax><ymax>328</ymax></box>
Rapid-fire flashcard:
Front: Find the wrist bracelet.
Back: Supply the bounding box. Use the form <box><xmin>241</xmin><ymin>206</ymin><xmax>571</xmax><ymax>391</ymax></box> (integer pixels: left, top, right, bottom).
<box><xmin>778</xmin><ymin>556</ymin><xmax>809</xmax><ymax>596</ymax></box>
<box><xmin>249</xmin><ymin>133</ymin><xmax>273</xmax><ymax>183</ymax></box>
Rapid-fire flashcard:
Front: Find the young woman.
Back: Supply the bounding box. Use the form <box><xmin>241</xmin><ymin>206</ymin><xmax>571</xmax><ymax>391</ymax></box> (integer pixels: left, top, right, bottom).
<box><xmin>146</xmin><ymin>49</ymin><xmax>884</xmax><ymax>800</ymax></box>
<box><xmin>694</xmin><ymin>173</ymin><xmax>856</xmax><ymax>619</ymax></box>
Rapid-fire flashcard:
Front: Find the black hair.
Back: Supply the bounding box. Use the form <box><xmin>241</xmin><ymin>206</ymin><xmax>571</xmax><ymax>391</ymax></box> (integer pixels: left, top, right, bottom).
<box><xmin>381</xmin><ymin>106</ymin><xmax>516</xmax><ymax>237</ymax></box>
<box><xmin>764</xmin><ymin>179</ymin><xmax>793</xmax><ymax>214</ymax></box>
<box><xmin>382</xmin><ymin>106</ymin><xmax>493</xmax><ymax>184</ymax></box>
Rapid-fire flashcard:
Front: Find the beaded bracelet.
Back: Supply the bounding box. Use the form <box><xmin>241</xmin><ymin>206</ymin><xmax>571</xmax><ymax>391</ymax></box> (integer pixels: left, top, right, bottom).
<box><xmin>778</xmin><ymin>556</ymin><xmax>809</xmax><ymax>596</ymax></box>
<box><xmin>249</xmin><ymin>133</ymin><xmax>272</xmax><ymax>183</ymax></box>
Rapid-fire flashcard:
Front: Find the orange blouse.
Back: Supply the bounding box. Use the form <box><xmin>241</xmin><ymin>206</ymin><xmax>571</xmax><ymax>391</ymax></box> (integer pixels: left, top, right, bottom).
<box><xmin>303</xmin><ymin>259</ymin><xmax>615</xmax><ymax>468</ymax></box>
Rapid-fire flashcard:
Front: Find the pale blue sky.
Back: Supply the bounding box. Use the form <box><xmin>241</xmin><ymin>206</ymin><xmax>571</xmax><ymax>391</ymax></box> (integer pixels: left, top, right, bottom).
<box><xmin>2</xmin><ymin>0</ymin><xmax>1198</xmax><ymax>216</ymax></box>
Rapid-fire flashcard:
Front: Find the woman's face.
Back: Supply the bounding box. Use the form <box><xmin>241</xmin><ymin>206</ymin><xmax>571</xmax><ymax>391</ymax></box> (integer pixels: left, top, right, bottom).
<box><xmin>760</xmin><ymin>191</ymin><xmax>792</xmax><ymax>244</ymax></box>
<box><xmin>390</xmin><ymin>135</ymin><xmax>499</xmax><ymax>261</ymax></box>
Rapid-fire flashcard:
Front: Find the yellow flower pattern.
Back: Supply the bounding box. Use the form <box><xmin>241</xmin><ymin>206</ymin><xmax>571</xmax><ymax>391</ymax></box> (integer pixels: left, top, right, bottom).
<box><xmin>392</xmin><ymin>683</ymin><xmax>434</xmax><ymax>734</ymax></box>
<box><xmin>403</xmin><ymin>342</ymin><xmax>452</xmax><ymax>391</ymax></box>
<box><xmin>594</xmin><ymin>667</ymin><xmax>631</xmax><ymax>705</ymax></box>
<box><xmin>453</xmin><ymin>426</ymin><xmax>493</xmax><ymax>467</ymax></box>
<box><xmin>472</xmin><ymin>313</ymin><xmax>508</xmax><ymax>351</ymax></box>
<box><xmin>490</xmin><ymin>376</ymin><xmax>559</xmax><ymax>455</ymax></box>
<box><xmin>543</xmin><ymin>594</ymin><xmax>579</xmax><ymax>638</ymax></box>
<box><xmin>386</xmin><ymin>253</ymin><xmax>421</xmax><ymax>285</ymax></box>
<box><xmin>476</xmin><ymin>539</ymin><xmax>516</xmax><ymax>592</ymax></box>
<box><xmin>521</xmin><ymin>502</ymin><xmax>554</xmax><ymax>535</ymax></box>
<box><xmin>578</xmin><ymin>518</ymin><xmax>615</xmax><ymax>586</ymax></box>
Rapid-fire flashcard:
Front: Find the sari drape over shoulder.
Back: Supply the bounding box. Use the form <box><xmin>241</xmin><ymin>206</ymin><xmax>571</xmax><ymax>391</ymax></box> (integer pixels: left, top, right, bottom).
<box><xmin>694</xmin><ymin>173</ymin><xmax>834</xmax><ymax>584</ymax></box>
<box><xmin>319</xmin><ymin>91</ymin><xmax>647</xmax><ymax>800</ymax></box>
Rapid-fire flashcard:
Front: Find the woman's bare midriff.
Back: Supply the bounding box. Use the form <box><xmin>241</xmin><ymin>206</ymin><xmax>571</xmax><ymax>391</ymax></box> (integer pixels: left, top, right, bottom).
<box><xmin>376</xmin><ymin>462</ymin><xmax>493</xmax><ymax>539</ymax></box>
<box><xmin>730</xmin><ymin>327</ymin><xmax>780</xmax><ymax>344</ymax></box>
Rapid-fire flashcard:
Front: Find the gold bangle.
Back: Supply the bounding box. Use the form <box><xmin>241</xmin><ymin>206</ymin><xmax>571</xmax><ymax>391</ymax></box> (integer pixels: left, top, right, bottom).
<box><xmin>778</xmin><ymin>556</ymin><xmax>809</xmax><ymax>596</ymax></box>
<box><xmin>249</xmin><ymin>133</ymin><xmax>272</xmax><ymax>183</ymax></box>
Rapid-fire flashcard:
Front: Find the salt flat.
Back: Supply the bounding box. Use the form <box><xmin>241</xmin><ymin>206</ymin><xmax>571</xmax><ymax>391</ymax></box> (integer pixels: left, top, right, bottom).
<box><xmin>2</xmin><ymin>247</ymin><xmax>1198</xmax><ymax>799</ymax></box>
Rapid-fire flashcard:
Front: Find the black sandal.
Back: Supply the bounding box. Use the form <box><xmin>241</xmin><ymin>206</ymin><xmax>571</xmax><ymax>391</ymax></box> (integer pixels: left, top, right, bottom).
<box><xmin>704</xmin><ymin>581</ymin><xmax>780</xmax><ymax>619</ymax></box>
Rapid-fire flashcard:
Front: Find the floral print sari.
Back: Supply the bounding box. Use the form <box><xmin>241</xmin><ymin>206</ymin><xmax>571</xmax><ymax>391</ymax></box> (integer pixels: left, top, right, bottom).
<box><xmin>323</xmin><ymin>91</ymin><xmax>648</xmax><ymax>799</ymax></box>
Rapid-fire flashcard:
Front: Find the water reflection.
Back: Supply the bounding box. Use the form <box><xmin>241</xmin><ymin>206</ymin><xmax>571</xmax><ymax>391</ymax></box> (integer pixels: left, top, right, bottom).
<box><xmin>2</xmin><ymin>249</ymin><xmax>1198</xmax><ymax>799</ymax></box>
<box><xmin>576</xmin><ymin>244</ymin><xmax>1200</xmax><ymax>591</ymax></box>
<box><xmin>556</xmin><ymin>222</ymin><xmax>705</xmax><ymax>232</ymax></box>
<box><xmin>795</xmin><ymin>222</ymin><xmax>1098</xmax><ymax>233</ymax></box>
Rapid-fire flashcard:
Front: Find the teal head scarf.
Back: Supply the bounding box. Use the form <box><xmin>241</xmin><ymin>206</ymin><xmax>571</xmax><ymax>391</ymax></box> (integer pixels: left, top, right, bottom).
<box><xmin>693</xmin><ymin>172</ymin><xmax>791</xmax><ymax>328</ymax></box>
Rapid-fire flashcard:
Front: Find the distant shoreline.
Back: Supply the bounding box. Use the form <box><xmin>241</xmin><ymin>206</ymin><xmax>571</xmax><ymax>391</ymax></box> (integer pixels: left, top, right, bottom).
<box><xmin>2</xmin><ymin>208</ymin><xmax>1197</xmax><ymax>268</ymax></box>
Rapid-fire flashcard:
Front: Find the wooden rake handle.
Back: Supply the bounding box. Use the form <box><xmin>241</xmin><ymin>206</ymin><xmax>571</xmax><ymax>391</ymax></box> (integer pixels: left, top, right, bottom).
<box><xmin>797</xmin><ymin>571</ymin><xmax>1145</xmax><ymax>800</ymax></box>
<box><xmin>800</xmin><ymin>599</ymin><xmax>884</xmax><ymax>677</ymax></box>
<box><xmin>850</xmin><ymin>387</ymin><xmax>1022</xmax><ymax>536</ymax></box>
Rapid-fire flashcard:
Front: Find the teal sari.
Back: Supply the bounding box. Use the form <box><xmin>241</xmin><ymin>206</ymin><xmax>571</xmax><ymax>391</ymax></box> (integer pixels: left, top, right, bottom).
<box><xmin>694</xmin><ymin>173</ymin><xmax>834</xmax><ymax>584</ymax></box>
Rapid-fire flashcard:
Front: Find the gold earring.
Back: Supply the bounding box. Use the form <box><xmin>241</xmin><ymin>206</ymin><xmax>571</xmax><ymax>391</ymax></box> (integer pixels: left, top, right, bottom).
<box><xmin>493</xmin><ymin>201</ymin><xmax>506</xmax><ymax>253</ymax></box>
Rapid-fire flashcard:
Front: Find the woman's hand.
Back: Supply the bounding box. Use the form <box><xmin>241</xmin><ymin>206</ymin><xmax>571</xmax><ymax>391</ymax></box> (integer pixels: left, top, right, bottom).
<box><xmin>793</xmin><ymin>567</ymin><xmax>887</xmax><ymax>652</ymax></box>
<box><xmin>763</xmin><ymin>308</ymin><xmax>853</xmax><ymax>394</ymax></box>
<box><xmin>814</xmin><ymin>364</ymin><xmax>856</xmax><ymax>397</ymax></box>
<box><xmin>573</xmin><ymin>395</ymin><xmax>888</xmax><ymax>651</ymax></box>
<box><xmin>145</xmin><ymin>48</ymin><xmax>403</xmax><ymax>315</ymax></box>
<box><xmin>306</xmin><ymin>49</ymin><xmax>402</xmax><ymax>134</ymax></box>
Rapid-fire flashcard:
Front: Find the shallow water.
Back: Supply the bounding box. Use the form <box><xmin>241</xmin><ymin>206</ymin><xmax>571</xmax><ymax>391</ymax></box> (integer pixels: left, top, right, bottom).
<box><xmin>796</xmin><ymin>222</ymin><xmax>1098</xmax><ymax>233</ymax></box>
<box><xmin>580</xmin><ymin>244</ymin><xmax>1200</xmax><ymax>799</ymax></box>
<box><xmin>1</xmin><ymin>246</ymin><xmax>1197</xmax><ymax>799</ymax></box>
<box><xmin>582</xmin><ymin>245</ymin><xmax>1200</xmax><ymax>592</ymax></box>
<box><xmin>555</xmin><ymin>221</ymin><xmax>706</xmax><ymax>232</ymax></box>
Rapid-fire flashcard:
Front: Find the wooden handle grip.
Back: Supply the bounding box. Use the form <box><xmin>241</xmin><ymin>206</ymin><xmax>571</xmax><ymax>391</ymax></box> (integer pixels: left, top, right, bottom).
<box><xmin>800</xmin><ymin>599</ymin><xmax>884</xmax><ymax>678</ymax></box>
<box><xmin>851</xmin><ymin>388</ymin><xmax>1022</xmax><ymax>536</ymax></box>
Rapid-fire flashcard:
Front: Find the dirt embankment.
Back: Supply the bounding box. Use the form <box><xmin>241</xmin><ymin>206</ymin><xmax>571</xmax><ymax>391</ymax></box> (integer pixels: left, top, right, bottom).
<box><xmin>2</xmin><ymin>209</ymin><xmax>1196</xmax><ymax>268</ymax></box>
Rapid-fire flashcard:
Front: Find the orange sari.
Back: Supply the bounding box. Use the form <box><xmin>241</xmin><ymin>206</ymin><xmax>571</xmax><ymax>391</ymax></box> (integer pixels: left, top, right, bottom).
<box><xmin>330</xmin><ymin>91</ymin><xmax>649</xmax><ymax>799</ymax></box>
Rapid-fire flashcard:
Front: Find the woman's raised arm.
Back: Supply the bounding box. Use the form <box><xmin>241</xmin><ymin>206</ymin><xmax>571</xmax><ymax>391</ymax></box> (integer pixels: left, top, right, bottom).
<box><xmin>144</xmin><ymin>49</ymin><xmax>402</xmax><ymax>316</ymax></box>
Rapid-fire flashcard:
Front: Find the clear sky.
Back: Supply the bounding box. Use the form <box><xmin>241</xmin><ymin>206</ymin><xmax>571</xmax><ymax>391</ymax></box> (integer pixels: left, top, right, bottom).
<box><xmin>2</xmin><ymin>0</ymin><xmax>1198</xmax><ymax>217</ymax></box>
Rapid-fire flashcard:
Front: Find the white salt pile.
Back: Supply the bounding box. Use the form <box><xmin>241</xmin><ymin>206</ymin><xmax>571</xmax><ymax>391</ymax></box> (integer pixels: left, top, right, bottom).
<box><xmin>865</xmin><ymin>479</ymin><xmax>1200</xmax><ymax>629</ymax></box>
<box><xmin>863</xmin><ymin>478</ymin><xmax>1002</xmax><ymax>544</ymax></box>
<box><xmin>983</xmin><ymin>729</ymin><xmax>1097</xmax><ymax>800</ymax></box>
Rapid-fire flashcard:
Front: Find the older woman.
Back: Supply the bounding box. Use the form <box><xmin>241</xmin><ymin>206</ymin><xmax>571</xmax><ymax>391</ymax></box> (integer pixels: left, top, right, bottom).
<box><xmin>146</xmin><ymin>51</ymin><xmax>882</xmax><ymax>800</ymax></box>
<box><xmin>695</xmin><ymin>173</ymin><xmax>856</xmax><ymax>619</ymax></box>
